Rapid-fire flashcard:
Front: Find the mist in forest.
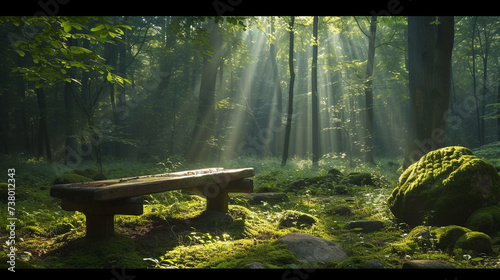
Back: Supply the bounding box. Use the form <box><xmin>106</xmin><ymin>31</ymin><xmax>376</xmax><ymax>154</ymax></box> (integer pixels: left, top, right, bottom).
<box><xmin>0</xmin><ymin>16</ymin><xmax>499</xmax><ymax>172</ymax></box>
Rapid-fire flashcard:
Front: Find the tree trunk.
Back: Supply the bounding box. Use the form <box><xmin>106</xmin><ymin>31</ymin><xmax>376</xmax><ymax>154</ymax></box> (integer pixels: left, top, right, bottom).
<box><xmin>268</xmin><ymin>17</ymin><xmax>283</xmax><ymax>156</ymax></box>
<box><xmin>403</xmin><ymin>16</ymin><xmax>454</xmax><ymax>168</ymax></box>
<box><xmin>311</xmin><ymin>16</ymin><xmax>320</xmax><ymax>166</ymax></box>
<box><xmin>36</xmin><ymin>87</ymin><xmax>52</xmax><ymax>161</ymax></box>
<box><xmin>470</xmin><ymin>17</ymin><xmax>481</xmax><ymax>145</ymax></box>
<box><xmin>64</xmin><ymin>37</ymin><xmax>77</xmax><ymax>164</ymax></box>
<box><xmin>281</xmin><ymin>16</ymin><xmax>295</xmax><ymax>167</ymax></box>
<box><xmin>364</xmin><ymin>16</ymin><xmax>377</xmax><ymax>165</ymax></box>
<box><xmin>497</xmin><ymin>79</ymin><xmax>500</xmax><ymax>141</ymax></box>
<box><xmin>186</xmin><ymin>19</ymin><xmax>223</xmax><ymax>161</ymax></box>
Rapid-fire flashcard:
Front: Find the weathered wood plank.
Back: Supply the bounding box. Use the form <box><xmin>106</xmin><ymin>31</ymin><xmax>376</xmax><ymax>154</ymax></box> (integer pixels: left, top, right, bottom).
<box><xmin>51</xmin><ymin>168</ymin><xmax>254</xmax><ymax>202</ymax></box>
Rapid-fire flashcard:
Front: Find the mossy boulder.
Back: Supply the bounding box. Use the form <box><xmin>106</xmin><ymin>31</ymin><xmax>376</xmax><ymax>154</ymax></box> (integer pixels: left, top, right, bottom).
<box><xmin>342</xmin><ymin>172</ymin><xmax>376</xmax><ymax>187</ymax></box>
<box><xmin>433</xmin><ymin>225</ymin><xmax>471</xmax><ymax>252</ymax></box>
<box><xmin>399</xmin><ymin>225</ymin><xmax>473</xmax><ymax>253</ymax></box>
<box><xmin>278</xmin><ymin>210</ymin><xmax>318</xmax><ymax>229</ymax></box>
<box><xmin>454</xmin><ymin>231</ymin><xmax>492</xmax><ymax>254</ymax></box>
<box><xmin>387</xmin><ymin>146</ymin><xmax>500</xmax><ymax>227</ymax></box>
<box><xmin>465</xmin><ymin>205</ymin><xmax>500</xmax><ymax>235</ymax></box>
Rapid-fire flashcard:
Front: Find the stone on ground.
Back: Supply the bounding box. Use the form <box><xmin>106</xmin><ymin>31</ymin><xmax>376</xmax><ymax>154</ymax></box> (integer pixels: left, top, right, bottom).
<box><xmin>402</xmin><ymin>260</ymin><xmax>455</xmax><ymax>269</ymax></box>
<box><xmin>276</xmin><ymin>233</ymin><xmax>347</xmax><ymax>263</ymax></box>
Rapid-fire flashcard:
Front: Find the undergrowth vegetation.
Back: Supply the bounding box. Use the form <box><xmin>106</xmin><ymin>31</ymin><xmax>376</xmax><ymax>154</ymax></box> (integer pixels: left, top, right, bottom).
<box><xmin>1</xmin><ymin>153</ymin><xmax>499</xmax><ymax>269</ymax></box>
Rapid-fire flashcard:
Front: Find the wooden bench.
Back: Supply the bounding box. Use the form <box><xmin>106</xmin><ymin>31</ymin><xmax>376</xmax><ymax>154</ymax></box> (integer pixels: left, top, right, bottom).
<box><xmin>50</xmin><ymin>167</ymin><xmax>254</xmax><ymax>238</ymax></box>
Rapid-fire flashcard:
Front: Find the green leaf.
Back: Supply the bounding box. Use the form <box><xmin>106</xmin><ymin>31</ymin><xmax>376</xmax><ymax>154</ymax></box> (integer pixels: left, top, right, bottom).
<box><xmin>91</xmin><ymin>24</ymin><xmax>105</xmax><ymax>32</ymax></box>
<box><xmin>106</xmin><ymin>71</ymin><xmax>113</xmax><ymax>82</ymax></box>
<box><xmin>119</xmin><ymin>24</ymin><xmax>132</xmax><ymax>30</ymax></box>
<box><xmin>63</xmin><ymin>25</ymin><xmax>72</xmax><ymax>33</ymax></box>
<box><xmin>16</xmin><ymin>50</ymin><xmax>25</xmax><ymax>57</ymax></box>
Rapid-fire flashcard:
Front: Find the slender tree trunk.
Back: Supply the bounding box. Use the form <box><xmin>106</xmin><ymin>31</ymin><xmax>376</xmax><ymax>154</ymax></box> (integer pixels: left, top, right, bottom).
<box><xmin>186</xmin><ymin>19</ymin><xmax>223</xmax><ymax>161</ymax></box>
<box><xmin>269</xmin><ymin>17</ymin><xmax>283</xmax><ymax>156</ymax></box>
<box><xmin>64</xmin><ymin>37</ymin><xmax>77</xmax><ymax>164</ymax></box>
<box><xmin>364</xmin><ymin>16</ymin><xmax>377</xmax><ymax>165</ymax></box>
<box><xmin>281</xmin><ymin>16</ymin><xmax>295</xmax><ymax>167</ymax></box>
<box><xmin>311</xmin><ymin>16</ymin><xmax>320</xmax><ymax>166</ymax></box>
<box><xmin>35</xmin><ymin>88</ymin><xmax>51</xmax><ymax>161</ymax></box>
<box><xmin>470</xmin><ymin>17</ymin><xmax>481</xmax><ymax>145</ymax></box>
<box><xmin>365</xmin><ymin>16</ymin><xmax>377</xmax><ymax>164</ymax></box>
<box><xmin>478</xmin><ymin>19</ymin><xmax>489</xmax><ymax>146</ymax></box>
<box><xmin>497</xmin><ymin>79</ymin><xmax>500</xmax><ymax>141</ymax></box>
<box><xmin>403</xmin><ymin>16</ymin><xmax>454</xmax><ymax>168</ymax></box>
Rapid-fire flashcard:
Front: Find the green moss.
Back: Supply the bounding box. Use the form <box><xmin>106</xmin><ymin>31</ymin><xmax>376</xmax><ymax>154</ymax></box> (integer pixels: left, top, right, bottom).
<box><xmin>454</xmin><ymin>231</ymin><xmax>492</xmax><ymax>254</ymax></box>
<box><xmin>342</xmin><ymin>172</ymin><xmax>376</xmax><ymax>187</ymax></box>
<box><xmin>388</xmin><ymin>146</ymin><xmax>500</xmax><ymax>226</ymax></box>
<box><xmin>206</xmin><ymin>242</ymin><xmax>299</xmax><ymax>268</ymax></box>
<box><xmin>48</xmin><ymin>234</ymin><xmax>146</xmax><ymax>268</ymax></box>
<box><xmin>54</xmin><ymin>173</ymin><xmax>93</xmax><ymax>184</ymax></box>
<box><xmin>228</xmin><ymin>205</ymin><xmax>252</xmax><ymax>220</ymax></box>
<box><xmin>466</xmin><ymin>206</ymin><xmax>500</xmax><ymax>235</ymax></box>
<box><xmin>278</xmin><ymin>210</ymin><xmax>318</xmax><ymax>229</ymax></box>
<box><xmin>433</xmin><ymin>225</ymin><xmax>471</xmax><ymax>252</ymax></box>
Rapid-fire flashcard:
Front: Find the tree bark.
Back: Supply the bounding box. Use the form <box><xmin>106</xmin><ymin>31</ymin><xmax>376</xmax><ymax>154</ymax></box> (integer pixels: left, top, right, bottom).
<box><xmin>364</xmin><ymin>16</ymin><xmax>377</xmax><ymax>165</ymax></box>
<box><xmin>187</xmin><ymin>19</ymin><xmax>223</xmax><ymax>161</ymax></box>
<box><xmin>281</xmin><ymin>16</ymin><xmax>295</xmax><ymax>167</ymax></box>
<box><xmin>268</xmin><ymin>17</ymin><xmax>283</xmax><ymax>156</ymax></box>
<box><xmin>36</xmin><ymin>87</ymin><xmax>52</xmax><ymax>161</ymax></box>
<box><xmin>403</xmin><ymin>16</ymin><xmax>454</xmax><ymax>168</ymax></box>
<box><xmin>311</xmin><ymin>16</ymin><xmax>320</xmax><ymax>166</ymax></box>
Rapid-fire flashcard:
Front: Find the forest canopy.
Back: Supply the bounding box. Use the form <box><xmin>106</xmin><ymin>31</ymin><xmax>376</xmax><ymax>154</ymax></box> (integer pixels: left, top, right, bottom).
<box><xmin>0</xmin><ymin>16</ymin><xmax>499</xmax><ymax>174</ymax></box>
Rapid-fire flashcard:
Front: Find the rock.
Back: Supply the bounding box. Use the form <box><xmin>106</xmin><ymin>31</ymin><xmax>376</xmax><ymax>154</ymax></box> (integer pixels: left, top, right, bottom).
<box><xmin>278</xmin><ymin>210</ymin><xmax>318</xmax><ymax>229</ymax></box>
<box><xmin>365</xmin><ymin>259</ymin><xmax>386</xmax><ymax>269</ymax></box>
<box><xmin>433</xmin><ymin>225</ymin><xmax>471</xmax><ymax>252</ymax></box>
<box><xmin>387</xmin><ymin>146</ymin><xmax>500</xmax><ymax>227</ymax></box>
<box><xmin>402</xmin><ymin>260</ymin><xmax>455</xmax><ymax>269</ymax></box>
<box><xmin>276</xmin><ymin>233</ymin><xmax>347</xmax><ymax>263</ymax></box>
<box><xmin>284</xmin><ymin>175</ymin><xmax>340</xmax><ymax>194</ymax></box>
<box><xmin>454</xmin><ymin>231</ymin><xmax>492</xmax><ymax>254</ymax></box>
<box><xmin>466</xmin><ymin>205</ymin><xmax>500</xmax><ymax>235</ymax></box>
<box><xmin>242</xmin><ymin>192</ymin><xmax>288</xmax><ymax>205</ymax></box>
<box><xmin>344</xmin><ymin>220</ymin><xmax>384</xmax><ymax>233</ymax></box>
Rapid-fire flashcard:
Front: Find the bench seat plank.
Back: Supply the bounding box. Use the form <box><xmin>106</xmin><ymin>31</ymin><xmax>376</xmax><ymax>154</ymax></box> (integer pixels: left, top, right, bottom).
<box><xmin>51</xmin><ymin>168</ymin><xmax>254</xmax><ymax>202</ymax></box>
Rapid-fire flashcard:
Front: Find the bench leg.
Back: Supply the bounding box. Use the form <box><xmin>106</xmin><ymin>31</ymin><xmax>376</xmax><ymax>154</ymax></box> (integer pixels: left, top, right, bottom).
<box><xmin>60</xmin><ymin>197</ymin><xmax>143</xmax><ymax>238</ymax></box>
<box><xmin>206</xmin><ymin>191</ymin><xmax>229</xmax><ymax>212</ymax></box>
<box><xmin>203</xmin><ymin>179</ymin><xmax>253</xmax><ymax>213</ymax></box>
<box><xmin>85</xmin><ymin>214</ymin><xmax>115</xmax><ymax>239</ymax></box>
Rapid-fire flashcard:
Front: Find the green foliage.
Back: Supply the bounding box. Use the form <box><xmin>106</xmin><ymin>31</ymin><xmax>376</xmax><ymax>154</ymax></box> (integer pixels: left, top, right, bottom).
<box><xmin>1</xmin><ymin>16</ymin><xmax>131</xmax><ymax>88</ymax></box>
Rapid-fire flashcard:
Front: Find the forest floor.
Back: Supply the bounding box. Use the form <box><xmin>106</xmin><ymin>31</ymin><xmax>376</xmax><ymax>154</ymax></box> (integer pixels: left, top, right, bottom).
<box><xmin>1</xmin><ymin>149</ymin><xmax>500</xmax><ymax>270</ymax></box>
